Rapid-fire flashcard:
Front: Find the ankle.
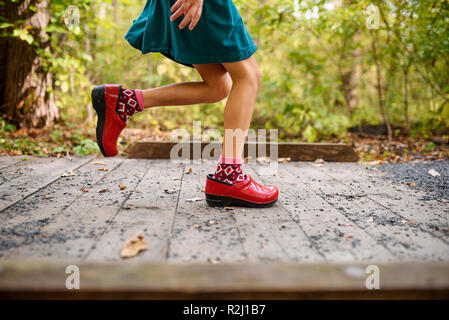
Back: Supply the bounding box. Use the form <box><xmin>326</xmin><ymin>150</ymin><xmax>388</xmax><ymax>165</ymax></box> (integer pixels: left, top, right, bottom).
<box><xmin>220</xmin><ymin>155</ymin><xmax>242</xmax><ymax>165</ymax></box>
<box><xmin>134</xmin><ymin>89</ymin><xmax>144</xmax><ymax>111</ymax></box>
<box><xmin>116</xmin><ymin>87</ymin><xmax>143</xmax><ymax>122</ymax></box>
<box><xmin>214</xmin><ymin>157</ymin><xmax>245</xmax><ymax>184</ymax></box>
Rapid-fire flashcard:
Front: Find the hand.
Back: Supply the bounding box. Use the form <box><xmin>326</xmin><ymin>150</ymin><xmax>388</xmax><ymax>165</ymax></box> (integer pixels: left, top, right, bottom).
<box><xmin>170</xmin><ymin>0</ymin><xmax>204</xmax><ymax>31</ymax></box>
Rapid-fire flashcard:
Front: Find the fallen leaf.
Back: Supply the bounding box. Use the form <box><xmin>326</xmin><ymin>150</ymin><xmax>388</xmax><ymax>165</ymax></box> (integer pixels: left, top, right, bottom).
<box><xmin>201</xmin><ymin>188</ymin><xmax>205</xmax><ymax>193</ymax></box>
<box><xmin>193</xmin><ymin>224</ymin><xmax>201</xmax><ymax>229</ymax></box>
<box><xmin>93</xmin><ymin>161</ymin><xmax>105</xmax><ymax>165</ymax></box>
<box><xmin>256</xmin><ymin>156</ymin><xmax>271</xmax><ymax>164</ymax></box>
<box><xmin>80</xmin><ymin>187</ymin><xmax>89</xmax><ymax>193</ymax></box>
<box><xmin>172</xmin><ymin>177</ymin><xmax>181</xmax><ymax>181</ymax></box>
<box><xmin>120</xmin><ymin>232</ymin><xmax>147</xmax><ymax>259</ymax></box>
<box><xmin>98</xmin><ymin>168</ymin><xmax>109</xmax><ymax>171</ymax></box>
<box><xmin>347</xmin><ymin>235</ymin><xmax>353</xmax><ymax>239</ymax></box>
<box><xmin>164</xmin><ymin>188</ymin><xmax>178</xmax><ymax>194</ymax></box>
<box><xmin>428</xmin><ymin>169</ymin><xmax>440</xmax><ymax>177</ymax></box>
<box><xmin>133</xmin><ymin>174</ymin><xmax>140</xmax><ymax>178</ymax></box>
<box><xmin>208</xmin><ymin>257</ymin><xmax>221</xmax><ymax>264</ymax></box>
<box><xmin>407</xmin><ymin>182</ymin><xmax>417</xmax><ymax>187</ymax></box>
<box><xmin>61</xmin><ymin>171</ymin><xmax>75</xmax><ymax>177</ymax></box>
<box><xmin>185</xmin><ymin>168</ymin><xmax>193</xmax><ymax>174</ymax></box>
<box><xmin>364</xmin><ymin>160</ymin><xmax>383</xmax><ymax>166</ymax></box>
<box><xmin>312</xmin><ymin>158</ymin><xmax>325</xmax><ymax>167</ymax></box>
<box><xmin>186</xmin><ymin>197</ymin><xmax>203</xmax><ymax>202</ymax></box>
<box><xmin>118</xmin><ymin>184</ymin><xmax>127</xmax><ymax>190</ymax></box>
<box><xmin>44</xmin><ymin>194</ymin><xmax>53</xmax><ymax>199</ymax></box>
<box><xmin>99</xmin><ymin>189</ymin><xmax>109</xmax><ymax>193</ymax></box>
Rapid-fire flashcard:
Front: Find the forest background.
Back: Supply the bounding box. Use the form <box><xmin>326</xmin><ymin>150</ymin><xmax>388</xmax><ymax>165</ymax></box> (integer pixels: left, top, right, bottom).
<box><xmin>1</xmin><ymin>0</ymin><xmax>448</xmax><ymax>161</ymax></box>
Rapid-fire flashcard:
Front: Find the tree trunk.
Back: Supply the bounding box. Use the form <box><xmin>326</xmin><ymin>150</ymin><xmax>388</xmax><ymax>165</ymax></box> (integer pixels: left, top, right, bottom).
<box><xmin>0</xmin><ymin>0</ymin><xmax>58</xmax><ymax>128</ymax></box>
<box><xmin>370</xmin><ymin>29</ymin><xmax>392</xmax><ymax>140</ymax></box>
<box><xmin>112</xmin><ymin>0</ymin><xmax>119</xmax><ymax>25</ymax></box>
<box><xmin>403</xmin><ymin>64</ymin><xmax>410</xmax><ymax>133</ymax></box>
<box><xmin>341</xmin><ymin>30</ymin><xmax>361</xmax><ymax>118</ymax></box>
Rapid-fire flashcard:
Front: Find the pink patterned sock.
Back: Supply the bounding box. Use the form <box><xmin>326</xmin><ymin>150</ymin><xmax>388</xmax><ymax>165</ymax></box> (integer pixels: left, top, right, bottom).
<box><xmin>213</xmin><ymin>156</ymin><xmax>245</xmax><ymax>184</ymax></box>
<box><xmin>116</xmin><ymin>88</ymin><xmax>144</xmax><ymax>122</ymax></box>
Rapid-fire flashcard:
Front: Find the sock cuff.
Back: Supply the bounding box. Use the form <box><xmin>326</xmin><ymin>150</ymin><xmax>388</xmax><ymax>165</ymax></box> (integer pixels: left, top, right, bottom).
<box><xmin>134</xmin><ymin>89</ymin><xmax>144</xmax><ymax>112</ymax></box>
<box><xmin>220</xmin><ymin>155</ymin><xmax>242</xmax><ymax>165</ymax></box>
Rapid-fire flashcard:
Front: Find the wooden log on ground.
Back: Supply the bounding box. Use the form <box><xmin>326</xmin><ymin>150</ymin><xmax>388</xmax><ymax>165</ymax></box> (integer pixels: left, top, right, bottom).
<box><xmin>127</xmin><ymin>141</ymin><xmax>359</xmax><ymax>162</ymax></box>
<box><xmin>0</xmin><ymin>261</ymin><xmax>448</xmax><ymax>299</ymax></box>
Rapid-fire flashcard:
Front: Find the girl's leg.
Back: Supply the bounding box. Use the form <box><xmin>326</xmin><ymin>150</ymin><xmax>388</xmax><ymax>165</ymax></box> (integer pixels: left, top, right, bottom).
<box><xmin>141</xmin><ymin>63</ymin><xmax>232</xmax><ymax>108</ymax></box>
<box><xmin>205</xmin><ymin>55</ymin><xmax>278</xmax><ymax>206</ymax></box>
<box><xmin>220</xmin><ymin>55</ymin><xmax>261</xmax><ymax>159</ymax></box>
<box><xmin>113</xmin><ymin>63</ymin><xmax>231</xmax><ymax>123</ymax></box>
<box><xmin>209</xmin><ymin>55</ymin><xmax>261</xmax><ymax>184</ymax></box>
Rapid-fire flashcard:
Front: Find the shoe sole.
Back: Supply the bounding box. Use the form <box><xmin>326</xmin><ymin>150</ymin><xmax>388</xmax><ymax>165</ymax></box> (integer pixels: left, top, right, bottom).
<box><xmin>205</xmin><ymin>193</ymin><xmax>277</xmax><ymax>208</ymax></box>
<box><xmin>91</xmin><ymin>85</ymin><xmax>107</xmax><ymax>157</ymax></box>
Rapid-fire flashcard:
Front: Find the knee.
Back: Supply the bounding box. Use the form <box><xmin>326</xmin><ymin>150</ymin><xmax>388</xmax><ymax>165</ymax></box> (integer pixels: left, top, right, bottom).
<box><xmin>206</xmin><ymin>74</ymin><xmax>232</xmax><ymax>102</ymax></box>
<box><xmin>252</xmin><ymin>63</ymin><xmax>262</xmax><ymax>88</ymax></box>
<box><xmin>232</xmin><ymin>61</ymin><xmax>261</xmax><ymax>90</ymax></box>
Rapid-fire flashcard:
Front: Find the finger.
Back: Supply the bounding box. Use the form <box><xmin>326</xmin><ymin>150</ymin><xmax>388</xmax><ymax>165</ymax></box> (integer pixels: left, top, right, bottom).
<box><xmin>171</xmin><ymin>0</ymin><xmax>184</xmax><ymax>12</ymax></box>
<box><xmin>178</xmin><ymin>12</ymin><xmax>193</xmax><ymax>30</ymax></box>
<box><xmin>170</xmin><ymin>4</ymin><xmax>186</xmax><ymax>21</ymax></box>
<box><xmin>188</xmin><ymin>7</ymin><xmax>202</xmax><ymax>30</ymax></box>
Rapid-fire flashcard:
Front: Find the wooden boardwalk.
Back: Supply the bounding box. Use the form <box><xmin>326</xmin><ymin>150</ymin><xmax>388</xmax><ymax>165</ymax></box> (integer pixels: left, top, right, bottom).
<box><xmin>0</xmin><ymin>155</ymin><xmax>448</xmax><ymax>264</ymax></box>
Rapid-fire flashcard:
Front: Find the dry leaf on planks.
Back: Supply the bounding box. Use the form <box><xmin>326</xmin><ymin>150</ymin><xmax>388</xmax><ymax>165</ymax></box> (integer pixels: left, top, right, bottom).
<box><xmin>120</xmin><ymin>232</ymin><xmax>147</xmax><ymax>259</ymax></box>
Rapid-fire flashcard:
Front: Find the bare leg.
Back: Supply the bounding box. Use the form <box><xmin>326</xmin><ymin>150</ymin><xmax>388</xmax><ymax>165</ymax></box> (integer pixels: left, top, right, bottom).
<box><xmin>141</xmin><ymin>63</ymin><xmax>232</xmax><ymax>108</ymax></box>
<box><xmin>220</xmin><ymin>56</ymin><xmax>261</xmax><ymax>158</ymax></box>
<box><xmin>139</xmin><ymin>57</ymin><xmax>260</xmax><ymax>160</ymax></box>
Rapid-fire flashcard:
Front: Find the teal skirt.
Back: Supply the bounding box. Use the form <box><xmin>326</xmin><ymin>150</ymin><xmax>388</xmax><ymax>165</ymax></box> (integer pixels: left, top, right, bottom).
<box><xmin>124</xmin><ymin>0</ymin><xmax>257</xmax><ymax>68</ymax></box>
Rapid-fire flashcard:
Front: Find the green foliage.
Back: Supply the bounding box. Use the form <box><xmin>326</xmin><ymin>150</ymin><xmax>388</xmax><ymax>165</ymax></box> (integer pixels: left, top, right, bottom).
<box><xmin>3</xmin><ymin>0</ymin><xmax>449</xmax><ymax>141</ymax></box>
<box><xmin>73</xmin><ymin>138</ymin><xmax>99</xmax><ymax>156</ymax></box>
<box><xmin>0</xmin><ymin>135</ymin><xmax>48</xmax><ymax>157</ymax></box>
<box><xmin>0</xmin><ymin>117</ymin><xmax>17</xmax><ymax>132</ymax></box>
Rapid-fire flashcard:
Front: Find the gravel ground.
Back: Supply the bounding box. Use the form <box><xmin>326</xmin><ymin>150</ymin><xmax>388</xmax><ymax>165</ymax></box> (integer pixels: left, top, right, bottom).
<box><xmin>378</xmin><ymin>160</ymin><xmax>449</xmax><ymax>203</ymax></box>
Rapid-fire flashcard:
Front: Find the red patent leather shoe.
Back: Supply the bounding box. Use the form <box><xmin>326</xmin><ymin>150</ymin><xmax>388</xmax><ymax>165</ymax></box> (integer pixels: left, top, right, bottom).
<box><xmin>205</xmin><ymin>174</ymin><xmax>278</xmax><ymax>208</ymax></box>
<box><xmin>91</xmin><ymin>84</ymin><xmax>126</xmax><ymax>157</ymax></box>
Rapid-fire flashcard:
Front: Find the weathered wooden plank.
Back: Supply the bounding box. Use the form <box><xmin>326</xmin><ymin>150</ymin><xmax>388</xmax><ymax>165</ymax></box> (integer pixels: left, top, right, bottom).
<box><xmin>261</xmin><ymin>162</ymin><xmax>397</xmax><ymax>262</ymax></box>
<box><xmin>293</xmin><ymin>162</ymin><xmax>449</xmax><ymax>261</ymax></box>
<box><xmin>167</xmin><ymin>163</ymin><xmax>245</xmax><ymax>263</ymax></box>
<box><xmin>0</xmin><ymin>156</ymin><xmax>26</xmax><ymax>170</ymax></box>
<box><xmin>197</xmin><ymin>161</ymin><xmax>291</xmax><ymax>263</ymax></box>
<box><xmin>86</xmin><ymin>160</ymin><xmax>184</xmax><ymax>261</ymax></box>
<box><xmin>0</xmin><ymin>158</ymin><xmax>124</xmax><ymax>259</ymax></box>
<box><xmin>0</xmin><ymin>260</ymin><xmax>448</xmax><ymax>299</ymax></box>
<box><xmin>1</xmin><ymin>157</ymin><xmax>59</xmax><ymax>183</ymax></box>
<box><xmin>241</xmin><ymin>166</ymin><xmax>324</xmax><ymax>262</ymax></box>
<box><xmin>128</xmin><ymin>141</ymin><xmax>359</xmax><ymax>162</ymax></box>
<box><xmin>7</xmin><ymin>159</ymin><xmax>151</xmax><ymax>259</ymax></box>
<box><xmin>321</xmin><ymin>162</ymin><xmax>449</xmax><ymax>242</ymax></box>
<box><xmin>0</xmin><ymin>156</ymin><xmax>93</xmax><ymax>212</ymax></box>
